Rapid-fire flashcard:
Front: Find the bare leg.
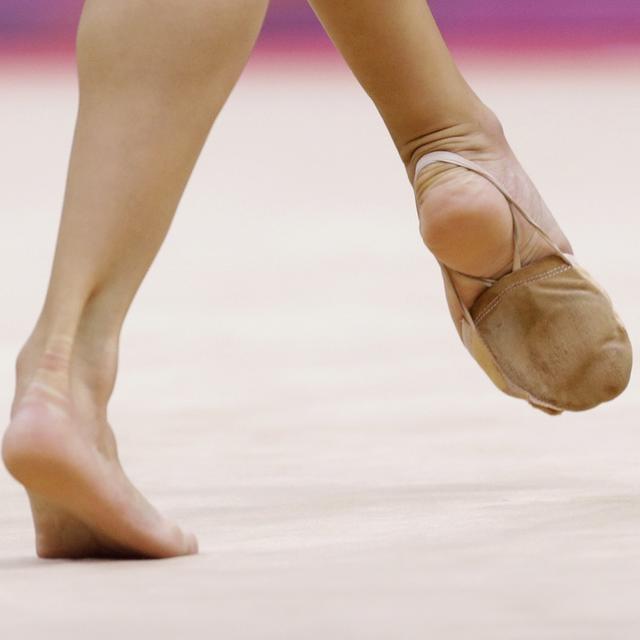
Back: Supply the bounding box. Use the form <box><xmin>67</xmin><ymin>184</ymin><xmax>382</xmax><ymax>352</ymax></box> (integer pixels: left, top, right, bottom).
<box><xmin>308</xmin><ymin>0</ymin><xmax>572</xmax><ymax>329</ymax></box>
<box><xmin>2</xmin><ymin>0</ymin><xmax>268</xmax><ymax>559</ymax></box>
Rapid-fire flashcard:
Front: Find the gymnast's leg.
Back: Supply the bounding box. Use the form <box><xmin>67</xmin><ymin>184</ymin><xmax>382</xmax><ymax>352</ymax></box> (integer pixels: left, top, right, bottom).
<box><xmin>308</xmin><ymin>0</ymin><xmax>572</xmax><ymax>329</ymax></box>
<box><xmin>2</xmin><ymin>0</ymin><xmax>268</xmax><ymax>559</ymax></box>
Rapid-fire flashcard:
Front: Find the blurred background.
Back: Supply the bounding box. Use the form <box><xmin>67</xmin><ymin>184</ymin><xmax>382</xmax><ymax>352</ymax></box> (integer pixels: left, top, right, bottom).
<box><xmin>1</xmin><ymin>0</ymin><xmax>640</xmax><ymax>56</ymax></box>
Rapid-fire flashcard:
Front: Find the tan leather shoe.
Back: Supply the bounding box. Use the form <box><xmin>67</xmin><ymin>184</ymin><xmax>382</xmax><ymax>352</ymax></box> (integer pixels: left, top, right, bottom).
<box><xmin>415</xmin><ymin>151</ymin><xmax>632</xmax><ymax>415</ymax></box>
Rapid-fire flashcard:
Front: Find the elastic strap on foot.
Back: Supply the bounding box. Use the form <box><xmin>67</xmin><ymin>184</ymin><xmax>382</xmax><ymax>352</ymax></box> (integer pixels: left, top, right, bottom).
<box><xmin>413</xmin><ymin>151</ymin><xmax>569</xmax><ymax>329</ymax></box>
<box><xmin>414</xmin><ymin>151</ymin><xmax>563</xmax><ymax>259</ymax></box>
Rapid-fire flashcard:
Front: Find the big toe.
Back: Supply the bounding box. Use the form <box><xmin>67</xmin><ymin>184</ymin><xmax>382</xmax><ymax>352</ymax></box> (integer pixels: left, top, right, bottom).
<box><xmin>184</xmin><ymin>531</ymin><xmax>199</xmax><ymax>555</ymax></box>
<box><xmin>162</xmin><ymin>522</ymin><xmax>199</xmax><ymax>557</ymax></box>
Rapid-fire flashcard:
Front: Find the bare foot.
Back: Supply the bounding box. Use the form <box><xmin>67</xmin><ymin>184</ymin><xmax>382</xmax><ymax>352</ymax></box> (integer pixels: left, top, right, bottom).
<box><xmin>2</xmin><ymin>344</ymin><xmax>198</xmax><ymax>559</ymax></box>
<box><xmin>413</xmin><ymin>116</ymin><xmax>573</xmax><ymax>333</ymax></box>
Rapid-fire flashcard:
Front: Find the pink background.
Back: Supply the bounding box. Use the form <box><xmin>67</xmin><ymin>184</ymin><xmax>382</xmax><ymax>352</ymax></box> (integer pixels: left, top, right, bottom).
<box><xmin>1</xmin><ymin>0</ymin><xmax>639</xmax><ymax>54</ymax></box>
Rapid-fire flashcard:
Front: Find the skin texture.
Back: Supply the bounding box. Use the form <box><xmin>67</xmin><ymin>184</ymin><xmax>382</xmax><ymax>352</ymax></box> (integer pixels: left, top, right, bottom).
<box><xmin>3</xmin><ymin>0</ymin><xmax>571</xmax><ymax>559</ymax></box>
<box><xmin>307</xmin><ymin>0</ymin><xmax>571</xmax><ymax>326</ymax></box>
<box><xmin>2</xmin><ymin>0</ymin><xmax>269</xmax><ymax>559</ymax></box>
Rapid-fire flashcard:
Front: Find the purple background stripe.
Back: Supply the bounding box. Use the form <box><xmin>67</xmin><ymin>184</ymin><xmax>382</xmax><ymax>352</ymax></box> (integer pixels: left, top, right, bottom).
<box><xmin>1</xmin><ymin>1</ymin><xmax>639</xmax><ymax>43</ymax></box>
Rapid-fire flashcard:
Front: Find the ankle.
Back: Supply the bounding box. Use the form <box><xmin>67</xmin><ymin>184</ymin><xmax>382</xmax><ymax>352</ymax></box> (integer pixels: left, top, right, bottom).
<box><xmin>400</xmin><ymin>104</ymin><xmax>508</xmax><ymax>180</ymax></box>
<box><xmin>14</xmin><ymin>319</ymin><xmax>120</xmax><ymax>413</ymax></box>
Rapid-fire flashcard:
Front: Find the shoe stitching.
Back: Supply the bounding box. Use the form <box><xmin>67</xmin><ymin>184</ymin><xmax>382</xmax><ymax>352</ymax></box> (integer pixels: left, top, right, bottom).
<box><xmin>474</xmin><ymin>264</ymin><xmax>572</xmax><ymax>326</ymax></box>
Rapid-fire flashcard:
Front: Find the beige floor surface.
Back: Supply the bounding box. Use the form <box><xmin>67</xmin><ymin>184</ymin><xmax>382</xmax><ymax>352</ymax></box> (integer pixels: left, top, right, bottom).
<box><xmin>0</xmin><ymin>52</ymin><xmax>639</xmax><ymax>638</ymax></box>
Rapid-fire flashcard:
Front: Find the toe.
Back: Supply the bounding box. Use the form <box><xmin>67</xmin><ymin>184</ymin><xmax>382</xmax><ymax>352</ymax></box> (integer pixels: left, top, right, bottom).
<box><xmin>184</xmin><ymin>531</ymin><xmax>199</xmax><ymax>555</ymax></box>
<box><xmin>162</xmin><ymin>522</ymin><xmax>199</xmax><ymax>557</ymax></box>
